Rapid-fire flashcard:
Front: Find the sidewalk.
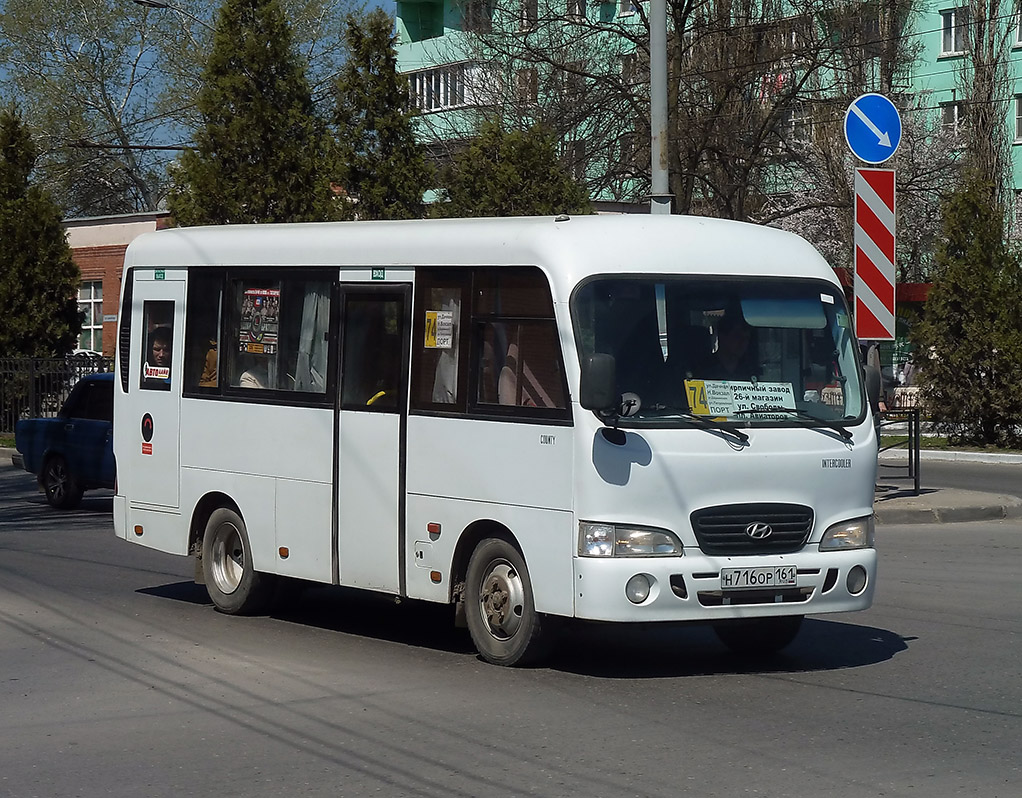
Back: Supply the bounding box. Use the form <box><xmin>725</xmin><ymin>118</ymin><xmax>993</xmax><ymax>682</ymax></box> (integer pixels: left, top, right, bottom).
<box><xmin>875</xmin><ymin>447</ymin><xmax>1022</xmax><ymax>524</ymax></box>
<box><xmin>873</xmin><ymin>484</ymin><xmax>1022</xmax><ymax>525</ymax></box>
<box><xmin>4</xmin><ymin>447</ymin><xmax>1021</xmax><ymax>526</ymax></box>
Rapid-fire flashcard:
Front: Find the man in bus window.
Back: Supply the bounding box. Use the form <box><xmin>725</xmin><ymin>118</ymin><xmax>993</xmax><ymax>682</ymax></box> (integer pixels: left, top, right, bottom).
<box><xmin>706</xmin><ymin>314</ymin><xmax>755</xmax><ymax>381</ymax></box>
<box><xmin>150</xmin><ymin>327</ymin><xmax>172</xmax><ymax>370</ymax></box>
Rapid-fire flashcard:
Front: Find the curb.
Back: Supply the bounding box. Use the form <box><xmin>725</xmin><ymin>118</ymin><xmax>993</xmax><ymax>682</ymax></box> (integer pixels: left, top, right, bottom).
<box><xmin>880</xmin><ymin>449</ymin><xmax>1022</xmax><ymax>465</ymax></box>
<box><xmin>874</xmin><ymin>500</ymin><xmax>1022</xmax><ymax>525</ymax></box>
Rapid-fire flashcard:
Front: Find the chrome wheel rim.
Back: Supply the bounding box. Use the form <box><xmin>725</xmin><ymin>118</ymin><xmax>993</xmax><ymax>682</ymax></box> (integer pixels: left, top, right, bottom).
<box><xmin>210</xmin><ymin>522</ymin><xmax>245</xmax><ymax>595</ymax></box>
<box><xmin>478</xmin><ymin>559</ymin><xmax>525</xmax><ymax>641</ymax></box>
<box><xmin>45</xmin><ymin>461</ymin><xmax>68</xmax><ymax>502</ymax></box>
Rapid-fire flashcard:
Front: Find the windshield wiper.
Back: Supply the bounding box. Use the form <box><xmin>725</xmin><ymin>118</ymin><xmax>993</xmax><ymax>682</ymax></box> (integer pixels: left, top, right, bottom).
<box><xmin>647</xmin><ymin>405</ymin><xmax>749</xmax><ymax>443</ymax></box>
<box><xmin>733</xmin><ymin>406</ymin><xmax>853</xmax><ymax>441</ymax></box>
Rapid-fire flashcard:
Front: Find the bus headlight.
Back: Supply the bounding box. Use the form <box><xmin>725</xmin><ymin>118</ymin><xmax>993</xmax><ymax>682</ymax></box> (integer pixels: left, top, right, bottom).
<box><xmin>819</xmin><ymin>516</ymin><xmax>875</xmax><ymax>551</ymax></box>
<box><xmin>578</xmin><ymin>522</ymin><xmax>683</xmax><ymax>557</ymax></box>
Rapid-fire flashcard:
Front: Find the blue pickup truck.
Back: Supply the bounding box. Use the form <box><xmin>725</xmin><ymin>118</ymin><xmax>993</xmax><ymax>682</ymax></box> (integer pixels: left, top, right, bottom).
<box><xmin>15</xmin><ymin>372</ymin><xmax>116</xmax><ymax>509</ymax></box>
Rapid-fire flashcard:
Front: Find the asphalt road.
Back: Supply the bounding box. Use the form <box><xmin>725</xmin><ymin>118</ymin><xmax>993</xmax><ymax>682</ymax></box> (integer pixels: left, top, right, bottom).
<box><xmin>918</xmin><ymin>458</ymin><xmax>1022</xmax><ymax>498</ymax></box>
<box><xmin>1</xmin><ymin>465</ymin><xmax>1021</xmax><ymax>798</ymax></box>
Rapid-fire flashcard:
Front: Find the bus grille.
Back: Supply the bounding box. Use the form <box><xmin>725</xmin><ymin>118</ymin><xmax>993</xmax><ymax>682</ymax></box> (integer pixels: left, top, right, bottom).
<box><xmin>690</xmin><ymin>504</ymin><xmax>813</xmax><ymax>555</ymax></box>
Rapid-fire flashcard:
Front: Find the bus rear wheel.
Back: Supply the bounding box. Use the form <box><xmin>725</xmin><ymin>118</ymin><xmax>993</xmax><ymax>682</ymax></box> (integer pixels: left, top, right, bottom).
<box><xmin>202</xmin><ymin>508</ymin><xmax>274</xmax><ymax>615</ymax></box>
<box><xmin>713</xmin><ymin>615</ymin><xmax>803</xmax><ymax>656</ymax></box>
<box><xmin>465</xmin><ymin>538</ymin><xmax>549</xmax><ymax>667</ymax></box>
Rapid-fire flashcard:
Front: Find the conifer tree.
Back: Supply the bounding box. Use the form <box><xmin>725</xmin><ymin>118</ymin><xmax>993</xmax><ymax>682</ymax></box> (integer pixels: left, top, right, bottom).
<box><xmin>436</xmin><ymin>122</ymin><xmax>590</xmax><ymax>218</ymax></box>
<box><xmin>333</xmin><ymin>8</ymin><xmax>432</xmax><ymax>220</ymax></box>
<box><xmin>168</xmin><ymin>0</ymin><xmax>333</xmax><ymax>225</ymax></box>
<box><xmin>0</xmin><ymin>106</ymin><xmax>81</xmax><ymax>356</ymax></box>
<box><xmin>912</xmin><ymin>172</ymin><xmax>1022</xmax><ymax>447</ymax></box>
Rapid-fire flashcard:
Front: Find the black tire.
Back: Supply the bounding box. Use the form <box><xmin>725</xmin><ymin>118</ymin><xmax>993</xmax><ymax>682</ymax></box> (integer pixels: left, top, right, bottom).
<box><xmin>465</xmin><ymin>537</ymin><xmax>550</xmax><ymax>667</ymax></box>
<box><xmin>201</xmin><ymin>508</ymin><xmax>275</xmax><ymax>615</ymax></box>
<box><xmin>42</xmin><ymin>455</ymin><xmax>83</xmax><ymax>509</ymax></box>
<box><xmin>713</xmin><ymin>615</ymin><xmax>804</xmax><ymax>656</ymax></box>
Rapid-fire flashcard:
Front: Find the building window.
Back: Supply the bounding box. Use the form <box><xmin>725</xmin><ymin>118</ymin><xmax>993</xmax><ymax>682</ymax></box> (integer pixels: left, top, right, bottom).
<box><xmin>1015</xmin><ymin>96</ymin><xmax>1022</xmax><ymax>141</ymax></box>
<box><xmin>940</xmin><ymin>7</ymin><xmax>969</xmax><ymax>55</ymax></box>
<box><xmin>618</xmin><ymin>0</ymin><xmax>637</xmax><ymax>16</ymax></box>
<box><xmin>407</xmin><ymin>63</ymin><xmax>475</xmax><ymax>112</ymax></box>
<box><xmin>1015</xmin><ymin>13</ymin><xmax>1022</xmax><ymax>46</ymax></box>
<box><xmin>780</xmin><ymin>105</ymin><xmax>811</xmax><ymax>144</ymax></box>
<box><xmin>520</xmin><ymin>0</ymin><xmax>537</xmax><ymax>30</ymax></box>
<box><xmin>1013</xmin><ymin>190</ymin><xmax>1022</xmax><ymax>240</ymax></box>
<box><xmin>564</xmin><ymin>139</ymin><xmax>586</xmax><ymax>180</ymax></box>
<box><xmin>562</xmin><ymin>61</ymin><xmax>584</xmax><ymax>98</ymax></box>
<box><xmin>567</xmin><ymin>0</ymin><xmax>586</xmax><ymax>20</ymax></box>
<box><xmin>940</xmin><ymin>100</ymin><xmax>965</xmax><ymax>136</ymax></box>
<box><xmin>77</xmin><ymin>280</ymin><xmax>103</xmax><ymax>352</ymax></box>
<box><xmin>462</xmin><ymin>0</ymin><xmax>493</xmax><ymax>33</ymax></box>
<box><xmin>516</xmin><ymin>67</ymin><xmax>538</xmax><ymax>104</ymax></box>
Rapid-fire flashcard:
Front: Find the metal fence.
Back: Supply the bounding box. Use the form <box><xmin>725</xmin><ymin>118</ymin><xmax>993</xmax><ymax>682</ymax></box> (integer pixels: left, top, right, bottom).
<box><xmin>0</xmin><ymin>355</ymin><xmax>114</xmax><ymax>435</ymax></box>
<box><xmin>877</xmin><ymin>408</ymin><xmax>922</xmax><ymax>496</ymax></box>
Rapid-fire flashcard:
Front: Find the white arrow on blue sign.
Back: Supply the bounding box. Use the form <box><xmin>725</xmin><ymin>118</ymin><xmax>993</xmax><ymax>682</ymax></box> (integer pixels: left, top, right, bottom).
<box><xmin>844</xmin><ymin>93</ymin><xmax>902</xmax><ymax>165</ymax></box>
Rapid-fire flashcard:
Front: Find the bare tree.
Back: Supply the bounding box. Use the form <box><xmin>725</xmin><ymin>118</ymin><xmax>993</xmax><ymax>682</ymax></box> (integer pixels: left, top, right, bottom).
<box><xmin>764</xmin><ymin>1</ymin><xmax>961</xmax><ymax>283</ymax></box>
<box><xmin>0</xmin><ymin>0</ymin><xmax>361</xmax><ymax>217</ymax></box>
<box><xmin>958</xmin><ymin>0</ymin><xmax>1014</xmax><ymax>203</ymax></box>
<box><xmin>417</xmin><ymin>1</ymin><xmax>929</xmax><ymax>217</ymax></box>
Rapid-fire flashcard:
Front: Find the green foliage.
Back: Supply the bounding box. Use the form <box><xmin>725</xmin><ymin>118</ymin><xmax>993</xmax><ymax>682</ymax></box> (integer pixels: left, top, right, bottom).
<box><xmin>912</xmin><ymin>172</ymin><xmax>1022</xmax><ymax>447</ymax></box>
<box><xmin>0</xmin><ymin>106</ymin><xmax>81</xmax><ymax>357</ymax></box>
<box><xmin>168</xmin><ymin>0</ymin><xmax>334</xmax><ymax>225</ymax></box>
<box><xmin>332</xmin><ymin>8</ymin><xmax>431</xmax><ymax>220</ymax></box>
<box><xmin>436</xmin><ymin>122</ymin><xmax>591</xmax><ymax>218</ymax></box>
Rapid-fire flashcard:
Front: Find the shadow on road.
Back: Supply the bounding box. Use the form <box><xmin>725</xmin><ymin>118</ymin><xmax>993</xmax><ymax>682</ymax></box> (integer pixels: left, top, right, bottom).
<box><xmin>140</xmin><ymin>580</ymin><xmax>908</xmax><ymax>677</ymax></box>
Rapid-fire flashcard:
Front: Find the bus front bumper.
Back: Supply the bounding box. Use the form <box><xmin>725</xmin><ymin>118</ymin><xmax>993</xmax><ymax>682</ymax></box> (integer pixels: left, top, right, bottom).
<box><xmin>571</xmin><ymin>548</ymin><xmax>876</xmax><ymax>622</ymax></box>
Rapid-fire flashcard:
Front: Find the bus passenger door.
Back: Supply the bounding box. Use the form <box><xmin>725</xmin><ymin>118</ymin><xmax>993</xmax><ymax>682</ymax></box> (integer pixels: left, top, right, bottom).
<box><xmin>126</xmin><ymin>270</ymin><xmax>185</xmax><ymax>509</ymax></box>
<box><xmin>335</xmin><ymin>285</ymin><xmax>410</xmax><ymax>593</ymax></box>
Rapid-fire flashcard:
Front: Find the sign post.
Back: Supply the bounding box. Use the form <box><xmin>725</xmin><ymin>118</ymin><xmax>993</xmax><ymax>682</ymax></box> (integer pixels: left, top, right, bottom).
<box><xmin>845</xmin><ymin>93</ymin><xmax>901</xmax><ymax>342</ymax></box>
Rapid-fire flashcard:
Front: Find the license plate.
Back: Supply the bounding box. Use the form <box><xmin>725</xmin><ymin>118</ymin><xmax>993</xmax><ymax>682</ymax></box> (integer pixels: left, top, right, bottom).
<box><xmin>720</xmin><ymin>565</ymin><xmax>797</xmax><ymax>591</ymax></box>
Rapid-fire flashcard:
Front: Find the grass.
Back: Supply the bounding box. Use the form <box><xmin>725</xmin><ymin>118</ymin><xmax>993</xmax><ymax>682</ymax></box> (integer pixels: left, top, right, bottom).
<box><xmin>0</xmin><ymin>434</ymin><xmax>14</xmax><ymax>448</ymax></box>
<box><xmin>881</xmin><ymin>435</ymin><xmax>1022</xmax><ymax>454</ymax></box>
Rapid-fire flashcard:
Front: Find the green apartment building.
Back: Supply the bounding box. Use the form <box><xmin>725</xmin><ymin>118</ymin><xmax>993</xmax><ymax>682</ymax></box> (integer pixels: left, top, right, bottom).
<box><xmin>394</xmin><ymin>1</ymin><xmax>1022</xmax><ymax>221</ymax></box>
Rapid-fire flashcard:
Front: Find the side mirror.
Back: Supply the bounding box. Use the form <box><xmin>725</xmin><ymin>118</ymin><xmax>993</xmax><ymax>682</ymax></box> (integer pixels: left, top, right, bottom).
<box><xmin>580</xmin><ymin>353</ymin><xmax>618</xmax><ymax>412</ymax></box>
<box><xmin>864</xmin><ymin>363</ymin><xmax>882</xmax><ymax>413</ymax></box>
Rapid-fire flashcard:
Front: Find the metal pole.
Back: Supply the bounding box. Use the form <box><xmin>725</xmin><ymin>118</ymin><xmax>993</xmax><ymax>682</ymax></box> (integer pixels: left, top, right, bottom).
<box><xmin>649</xmin><ymin>0</ymin><xmax>672</xmax><ymax>214</ymax></box>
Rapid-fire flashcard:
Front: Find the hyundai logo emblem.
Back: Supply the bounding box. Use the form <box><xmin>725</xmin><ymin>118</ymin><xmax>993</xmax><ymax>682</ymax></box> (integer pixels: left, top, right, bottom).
<box><xmin>745</xmin><ymin>522</ymin><xmax>773</xmax><ymax>540</ymax></box>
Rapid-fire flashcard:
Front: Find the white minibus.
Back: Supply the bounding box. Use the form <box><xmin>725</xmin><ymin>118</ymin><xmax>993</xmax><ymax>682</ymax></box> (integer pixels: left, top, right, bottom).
<box><xmin>113</xmin><ymin>214</ymin><xmax>877</xmax><ymax>666</ymax></box>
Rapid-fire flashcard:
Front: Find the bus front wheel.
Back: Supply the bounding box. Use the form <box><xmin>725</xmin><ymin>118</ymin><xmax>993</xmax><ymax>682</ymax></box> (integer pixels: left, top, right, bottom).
<box><xmin>465</xmin><ymin>538</ymin><xmax>549</xmax><ymax>667</ymax></box>
<box><xmin>202</xmin><ymin>508</ymin><xmax>274</xmax><ymax>615</ymax></box>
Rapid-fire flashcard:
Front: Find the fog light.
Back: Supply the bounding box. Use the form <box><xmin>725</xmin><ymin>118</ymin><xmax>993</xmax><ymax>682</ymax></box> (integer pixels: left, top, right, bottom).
<box><xmin>625</xmin><ymin>574</ymin><xmax>651</xmax><ymax>604</ymax></box>
<box><xmin>846</xmin><ymin>565</ymin><xmax>868</xmax><ymax>595</ymax></box>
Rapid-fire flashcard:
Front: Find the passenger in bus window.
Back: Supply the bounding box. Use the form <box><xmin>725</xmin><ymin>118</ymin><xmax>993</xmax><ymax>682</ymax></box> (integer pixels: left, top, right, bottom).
<box><xmin>706</xmin><ymin>315</ymin><xmax>755</xmax><ymax>381</ymax></box>
<box><xmin>239</xmin><ymin>355</ymin><xmax>268</xmax><ymax>389</ymax></box>
<box><xmin>199</xmin><ymin>339</ymin><xmax>218</xmax><ymax>387</ymax></box>
<box><xmin>150</xmin><ymin>327</ymin><xmax>172</xmax><ymax>369</ymax></box>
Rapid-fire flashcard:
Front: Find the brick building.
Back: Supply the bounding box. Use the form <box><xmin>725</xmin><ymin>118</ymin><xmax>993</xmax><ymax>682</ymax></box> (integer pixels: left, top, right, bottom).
<box><xmin>64</xmin><ymin>212</ymin><xmax>171</xmax><ymax>355</ymax></box>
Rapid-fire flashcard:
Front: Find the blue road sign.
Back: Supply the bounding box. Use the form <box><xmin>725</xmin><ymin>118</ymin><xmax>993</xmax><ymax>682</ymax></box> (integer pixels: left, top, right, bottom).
<box><xmin>844</xmin><ymin>93</ymin><xmax>902</xmax><ymax>164</ymax></box>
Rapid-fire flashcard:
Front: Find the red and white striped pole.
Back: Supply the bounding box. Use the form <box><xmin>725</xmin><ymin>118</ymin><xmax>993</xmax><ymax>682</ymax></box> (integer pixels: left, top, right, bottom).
<box><xmin>854</xmin><ymin>168</ymin><xmax>896</xmax><ymax>341</ymax></box>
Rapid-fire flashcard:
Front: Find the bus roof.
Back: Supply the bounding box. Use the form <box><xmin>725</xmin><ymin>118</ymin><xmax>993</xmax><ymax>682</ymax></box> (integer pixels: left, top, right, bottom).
<box><xmin>122</xmin><ymin>215</ymin><xmax>839</xmax><ymax>297</ymax></box>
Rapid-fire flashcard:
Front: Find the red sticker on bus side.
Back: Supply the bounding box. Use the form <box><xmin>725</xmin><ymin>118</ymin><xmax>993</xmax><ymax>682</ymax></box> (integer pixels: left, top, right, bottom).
<box><xmin>142</xmin><ymin>443</ymin><xmax>153</xmax><ymax>455</ymax></box>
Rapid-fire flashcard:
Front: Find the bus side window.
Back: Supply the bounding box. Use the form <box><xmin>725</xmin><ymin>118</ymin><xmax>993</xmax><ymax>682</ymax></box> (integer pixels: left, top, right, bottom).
<box><xmin>140</xmin><ymin>300</ymin><xmax>174</xmax><ymax>392</ymax></box>
<box><xmin>229</xmin><ymin>280</ymin><xmax>281</xmax><ymax>390</ymax></box>
<box><xmin>479</xmin><ymin>321</ymin><xmax>566</xmax><ymax>409</ymax></box>
<box><xmin>340</xmin><ymin>295</ymin><xmax>403</xmax><ymax>410</ymax></box>
<box><xmin>471</xmin><ymin>267</ymin><xmax>568</xmax><ymax>414</ymax></box>
<box><xmin>411</xmin><ymin>271</ymin><xmax>469</xmax><ymax>412</ymax></box>
<box><xmin>183</xmin><ymin>272</ymin><xmax>223</xmax><ymax>393</ymax></box>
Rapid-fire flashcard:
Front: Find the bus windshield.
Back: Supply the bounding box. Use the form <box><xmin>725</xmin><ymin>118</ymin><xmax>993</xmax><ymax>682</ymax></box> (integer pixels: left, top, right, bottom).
<box><xmin>573</xmin><ymin>276</ymin><xmax>865</xmax><ymax>426</ymax></box>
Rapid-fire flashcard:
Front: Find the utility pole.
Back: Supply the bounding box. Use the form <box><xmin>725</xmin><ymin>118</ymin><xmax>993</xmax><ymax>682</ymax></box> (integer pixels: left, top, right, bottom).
<box><xmin>649</xmin><ymin>0</ymin><xmax>672</xmax><ymax>214</ymax></box>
